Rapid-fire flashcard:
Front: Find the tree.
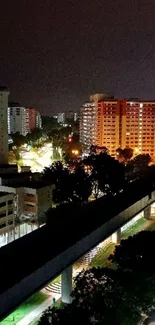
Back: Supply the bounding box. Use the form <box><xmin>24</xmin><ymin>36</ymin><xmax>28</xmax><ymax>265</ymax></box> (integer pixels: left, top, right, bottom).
<box><xmin>110</xmin><ymin>230</ymin><xmax>155</xmax><ymax>275</ymax></box>
<box><xmin>38</xmin><ymin>268</ymin><xmax>142</xmax><ymax>325</ymax></box>
<box><xmin>52</xmin><ymin>148</ymin><xmax>61</xmax><ymax>161</ymax></box>
<box><xmin>116</xmin><ymin>147</ymin><xmax>133</xmax><ymax>164</ymax></box>
<box><xmin>38</xmin><ymin>305</ymin><xmax>91</xmax><ymax>325</ymax></box>
<box><xmin>43</xmin><ymin>162</ymin><xmax>72</xmax><ymax>204</ymax></box>
<box><xmin>72</xmin><ymin>165</ymin><xmax>92</xmax><ymax>203</ymax></box>
<box><xmin>8</xmin><ymin>150</ymin><xmax>16</xmax><ymax>164</ymax></box>
<box><xmin>89</xmin><ymin>145</ymin><xmax>108</xmax><ymax>155</ymax></box>
<box><xmin>109</xmin><ymin>230</ymin><xmax>155</xmax><ymax>315</ymax></box>
<box><xmin>42</xmin><ymin>115</ymin><xmax>60</xmax><ymax>134</ymax></box>
<box><xmin>43</xmin><ymin>161</ymin><xmax>69</xmax><ymax>184</ymax></box>
<box><xmin>129</xmin><ymin>154</ymin><xmax>151</xmax><ymax>169</ymax></box>
<box><xmin>126</xmin><ymin>154</ymin><xmax>152</xmax><ymax>180</ymax></box>
<box><xmin>63</xmin><ymin>133</ymin><xmax>82</xmax><ymax>165</ymax></box>
<box><xmin>84</xmin><ymin>152</ymin><xmax>125</xmax><ymax>198</ymax></box>
<box><xmin>72</xmin><ymin>268</ymin><xmax>142</xmax><ymax>325</ymax></box>
<box><xmin>11</xmin><ymin>132</ymin><xmax>25</xmax><ymax>147</ymax></box>
<box><xmin>25</xmin><ymin>128</ymin><xmax>43</xmax><ymax>145</ymax></box>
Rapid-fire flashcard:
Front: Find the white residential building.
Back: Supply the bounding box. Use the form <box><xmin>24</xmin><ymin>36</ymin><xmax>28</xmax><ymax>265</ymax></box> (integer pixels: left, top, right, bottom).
<box><xmin>8</xmin><ymin>104</ymin><xmax>42</xmax><ymax>136</ymax></box>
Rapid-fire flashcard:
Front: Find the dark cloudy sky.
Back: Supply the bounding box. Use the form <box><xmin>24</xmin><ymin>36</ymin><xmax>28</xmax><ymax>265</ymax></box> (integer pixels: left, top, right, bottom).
<box><xmin>0</xmin><ymin>0</ymin><xmax>155</xmax><ymax>115</ymax></box>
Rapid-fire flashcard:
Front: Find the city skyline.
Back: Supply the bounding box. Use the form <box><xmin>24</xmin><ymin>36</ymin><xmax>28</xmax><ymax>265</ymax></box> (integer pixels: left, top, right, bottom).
<box><xmin>0</xmin><ymin>1</ymin><xmax>155</xmax><ymax>115</ymax></box>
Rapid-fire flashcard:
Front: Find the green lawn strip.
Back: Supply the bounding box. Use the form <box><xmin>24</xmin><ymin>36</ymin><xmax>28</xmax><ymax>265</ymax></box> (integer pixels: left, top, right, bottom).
<box><xmin>1</xmin><ymin>292</ymin><xmax>48</xmax><ymax>325</ymax></box>
<box><xmin>89</xmin><ymin>243</ymin><xmax>115</xmax><ymax>268</ymax></box>
<box><xmin>89</xmin><ymin>218</ymin><xmax>148</xmax><ymax>269</ymax></box>
<box><xmin>121</xmin><ymin>218</ymin><xmax>147</xmax><ymax>239</ymax></box>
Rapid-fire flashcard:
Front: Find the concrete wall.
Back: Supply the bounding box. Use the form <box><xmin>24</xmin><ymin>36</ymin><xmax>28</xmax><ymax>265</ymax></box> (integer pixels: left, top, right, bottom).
<box><xmin>0</xmin><ymin>191</ymin><xmax>155</xmax><ymax>320</ymax></box>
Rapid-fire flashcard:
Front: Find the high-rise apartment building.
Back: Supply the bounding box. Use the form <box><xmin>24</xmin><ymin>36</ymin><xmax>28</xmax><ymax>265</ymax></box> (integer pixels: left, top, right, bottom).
<box><xmin>0</xmin><ymin>88</ymin><xmax>9</xmax><ymax>164</ymax></box>
<box><xmin>8</xmin><ymin>104</ymin><xmax>42</xmax><ymax>136</ymax></box>
<box><xmin>79</xmin><ymin>102</ymin><xmax>97</xmax><ymax>147</ymax></box>
<box><xmin>80</xmin><ymin>95</ymin><xmax>155</xmax><ymax>159</ymax></box>
<box><xmin>120</xmin><ymin>100</ymin><xmax>155</xmax><ymax>157</ymax></box>
<box><xmin>57</xmin><ymin>112</ymin><xmax>66</xmax><ymax>124</ymax></box>
<box><xmin>57</xmin><ymin>111</ymin><xmax>79</xmax><ymax>124</ymax></box>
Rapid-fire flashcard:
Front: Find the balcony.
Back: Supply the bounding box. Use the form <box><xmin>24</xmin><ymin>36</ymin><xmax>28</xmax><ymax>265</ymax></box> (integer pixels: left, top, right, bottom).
<box><xmin>24</xmin><ymin>205</ymin><xmax>36</xmax><ymax>213</ymax></box>
<box><xmin>24</xmin><ymin>195</ymin><xmax>36</xmax><ymax>203</ymax></box>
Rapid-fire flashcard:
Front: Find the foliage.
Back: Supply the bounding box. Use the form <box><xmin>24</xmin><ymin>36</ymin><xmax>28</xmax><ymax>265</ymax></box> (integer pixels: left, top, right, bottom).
<box><xmin>116</xmin><ymin>147</ymin><xmax>133</xmax><ymax>164</ymax></box>
<box><xmin>89</xmin><ymin>145</ymin><xmax>109</xmax><ymax>155</ymax></box>
<box><xmin>42</xmin><ymin>115</ymin><xmax>60</xmax><ymax>133</ymax></box>
<box><xmin>43</xmin><ymin>163</ymin><xmax>91</xmax><ymax>204</ymax></box>
<box><xmin>38</xmin><ymin>268</ymin><xmax>141</xmax><ymax>325</ymax></box>
<box><xmin>63</xmin><ymin>133</ymin><xmax>82</xmax><ymax>164</ymax></box>
<box><xmin>110</xmin><ymin>230</ymin><xmax>155</xmax><ymax>274</ymax></box>
<box><xmin>8</xmin><ymin>150</ymin><xmax>16</xmax><ymax>164</ymax></box>
<box><xmin>39</xmin><ymin>230</ymin><xmax>155</xmax><ymax>325</ymax></box>
<box><xmin>84</xmin><ymin>152</ymin><xmax>125</xmax><ymax>198</ymax></box>
<box><xmin>126</xmin><ymin>154</ymin><xmax>152</xmax><ymax>180</ymax></box>
<box><xmin>11</xmin><ymin>132</ymin><xmax>26</xmax><ymax>147</ymax></box>
<box><xmin>25</xmin><ymin>128</ymin><xmax>43</xmax><ymax>145</ymax></box>
<box><xmin>52</xmin><ymin>148</ymin><xmax>61</xmax><ymax>161</ymax></box>
<box><xmin>48</xmin><ymin>127</ymin><xmax>71</xmax><ymax>149</ymax></box>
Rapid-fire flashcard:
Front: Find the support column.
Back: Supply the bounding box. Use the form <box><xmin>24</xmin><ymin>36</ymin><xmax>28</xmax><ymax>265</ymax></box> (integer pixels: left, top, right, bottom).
<box><xmin>111</xmin><ymin>229</ymin><xmax>121</xmax><ymax>244</ymax></box>
<box><xmin>61</xmin><ymin>265</ymin><xmax>72</xmax><ymax>304</ymax></box>
<box><xmin>144</xmin><ymin>205</ymin><xmax>151</xmax><ymax>220</ymax></box>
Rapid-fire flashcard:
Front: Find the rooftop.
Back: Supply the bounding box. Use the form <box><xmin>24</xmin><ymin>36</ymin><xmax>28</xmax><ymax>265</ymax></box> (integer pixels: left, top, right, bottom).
<box><xmin>0</xmin><ymin>171</ymin><xmax>32</xmax><ymax>179</ymax></box>
<box><xmin>24</xmin><ymin>180</ymin><xmax>53</xmax><ymax>189</ymax></box>
<box><xmin>0</xmin><ymin>164</ymin><xmax>17</xmax><ymax>168</ymax></box>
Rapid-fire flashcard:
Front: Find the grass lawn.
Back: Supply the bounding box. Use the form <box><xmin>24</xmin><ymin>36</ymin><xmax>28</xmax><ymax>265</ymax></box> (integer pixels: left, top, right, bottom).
<box><xmin>1</xmin><ymin>292</ymin><xmax>48</xmax><ymax>325</ymax></box>
<box><xmin>121</xmin><ymin>218</ymin><xmax>147</xmax><ymax>239</ymax></box>
<box><xmin>89</xmin><ymin>218</ymin><xmax>149</xmax><ymax>269</ymax></box>
<box><xmin>89</xmin><ymin>242</ymin><xmax>115</xmax><ymax>268</ymax></box>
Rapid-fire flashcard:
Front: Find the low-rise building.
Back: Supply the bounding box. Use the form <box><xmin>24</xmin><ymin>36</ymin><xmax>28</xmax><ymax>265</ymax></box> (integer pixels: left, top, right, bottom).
<box><xmin>0</xmin><ymin>192</ymin><xmax>15</xmax><ymax>237</ymax></box>
<box><xmin>23</xmin><ymin>182</ymin><xmax>53</xmax><ymax>224</ymax></box>
<box><xmin>0</xmin><ymin>180</ymin><xmax>54</xmax><ymax>225</ymax></box>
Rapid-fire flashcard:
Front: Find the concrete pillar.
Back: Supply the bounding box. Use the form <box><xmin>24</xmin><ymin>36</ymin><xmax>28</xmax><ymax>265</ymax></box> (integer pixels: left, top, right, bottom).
<box><xmin>18</xmin><ymin>224</ymin><xmax>20</xmax><ymax>238</ymax></box>
<box><xmin>111</xmin><ymin>229</ymin><xmax>121</xmax><ymax>244</ymax></box>
<box><xmin>144</xmin><ymin>205</ymin><xmax>151</xmax><ymax>220</ymax></box>
<box><xmin>61</xmin><ymin>265</ymin><xmax>72</xmax><ymax>304</ymax></box>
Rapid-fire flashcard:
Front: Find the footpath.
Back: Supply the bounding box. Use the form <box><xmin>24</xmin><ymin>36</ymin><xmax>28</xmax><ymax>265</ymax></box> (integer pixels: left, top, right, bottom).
<box><xmin>16</xmin><ymin>295</ymin><xmax>60</xmax><ymax>325</ymax></box>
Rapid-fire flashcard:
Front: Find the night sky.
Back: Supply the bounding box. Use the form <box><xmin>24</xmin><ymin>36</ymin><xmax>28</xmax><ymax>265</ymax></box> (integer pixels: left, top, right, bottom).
<box><xmin>1</xmin><ymin>0</ymin><xmax>155</xmax><ymax>115</ymax></box>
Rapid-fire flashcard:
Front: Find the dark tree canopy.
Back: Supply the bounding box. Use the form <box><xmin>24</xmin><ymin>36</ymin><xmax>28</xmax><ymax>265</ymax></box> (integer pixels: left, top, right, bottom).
<box><xmin>110</xmin><ymin>230</ymin><xmax>155</xmax><ymax>275</ymax></box>
<box><xmin>116</xmin><ymin>147</ymin><xmax>133</xmax><ymax>164</ymax></box>
<box><xmin>38</xmin><ymin>268</ymin><xmax>143</xmax><ymax>325</ymax></box>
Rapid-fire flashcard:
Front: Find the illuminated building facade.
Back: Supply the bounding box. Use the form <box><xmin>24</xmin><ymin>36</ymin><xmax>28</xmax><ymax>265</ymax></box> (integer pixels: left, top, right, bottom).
<box><xmin>8</xmin><ymin>104</ymin><xmax>42</xmax><ymax>136</ymax></box>
<box><xmin>120</xmin><ymin>100</ymin><xmax>155</xmax><ymax>158</ymax></box>
<box><xmin>79</xmin><ymin>102</ymin><xmax>98</xmax><ymax>147</ymax></box>
<box><xmin>80</xmin><ymin>96</ymin><xmax>155</xmax><ymax>159</ymax></box>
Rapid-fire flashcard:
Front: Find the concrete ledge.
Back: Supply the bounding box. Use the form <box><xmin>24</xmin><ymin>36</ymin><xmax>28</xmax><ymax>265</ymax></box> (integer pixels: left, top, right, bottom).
<box><xmin>0</xmin><ymin>191</ymin><xmax>155</xmax><ymax>320</ymax></box>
